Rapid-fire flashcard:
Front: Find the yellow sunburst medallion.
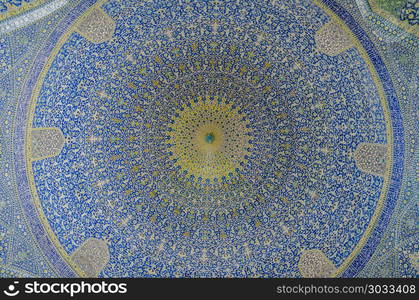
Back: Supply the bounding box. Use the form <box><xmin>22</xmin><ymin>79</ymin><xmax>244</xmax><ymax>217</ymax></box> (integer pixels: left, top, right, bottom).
<box><xmin>166</xmin><ymin>96</ymin><xmax>252</xmax><ymax>182</ymax></box>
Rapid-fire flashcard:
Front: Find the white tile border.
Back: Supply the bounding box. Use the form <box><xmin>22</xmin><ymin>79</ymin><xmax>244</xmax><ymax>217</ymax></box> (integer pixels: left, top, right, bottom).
<box><xmin>0</xmin><ymin>0</ymin><xmax>68</xmax><ymax>35</ymax></box>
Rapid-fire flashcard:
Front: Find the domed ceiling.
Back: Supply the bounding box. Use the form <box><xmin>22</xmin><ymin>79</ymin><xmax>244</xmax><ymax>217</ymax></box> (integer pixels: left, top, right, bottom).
<box><xmin>0</xmin><ymin>0</ymin><xmax>417</xmax><ymax>278</ymax></box>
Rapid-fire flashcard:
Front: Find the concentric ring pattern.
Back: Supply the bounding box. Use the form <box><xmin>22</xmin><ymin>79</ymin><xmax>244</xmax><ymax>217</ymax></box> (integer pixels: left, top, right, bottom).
<box><xmin>25</xmin><ymin>0</ymin><xmax>396</xmax><ymax>277</ymax></box>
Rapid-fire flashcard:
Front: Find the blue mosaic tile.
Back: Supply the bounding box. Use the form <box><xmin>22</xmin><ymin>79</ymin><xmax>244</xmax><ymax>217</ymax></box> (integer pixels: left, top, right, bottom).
<box><xmin>0</xmin><ymin>0</ymin><xmax>416</xmax><ymax>278</ymax></box>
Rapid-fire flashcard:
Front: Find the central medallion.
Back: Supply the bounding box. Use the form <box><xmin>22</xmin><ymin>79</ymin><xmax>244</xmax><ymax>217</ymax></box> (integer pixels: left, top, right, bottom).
<box><xmin>205</xmin><ymin>133</ymin><xmax>215</xmax><ymax>144</ymax></box>
<box><xmin>166</xmin><ymin>96</ymin><xmax>252</xmax><ymax>183</ymax></box>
